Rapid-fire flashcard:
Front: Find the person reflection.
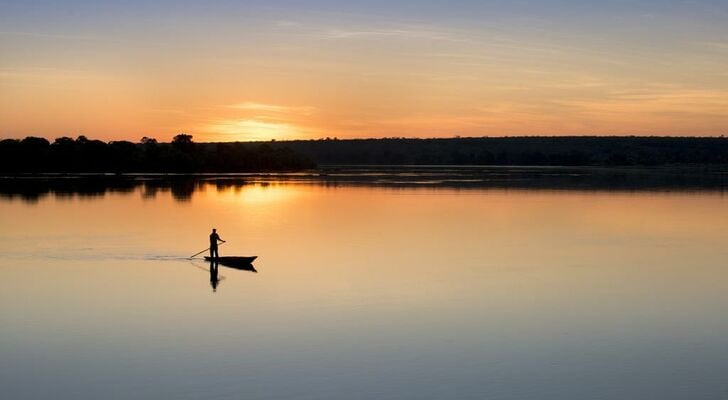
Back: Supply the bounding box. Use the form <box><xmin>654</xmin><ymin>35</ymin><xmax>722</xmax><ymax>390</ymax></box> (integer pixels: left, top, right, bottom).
<box><xmin>210</xmin><ymin>261</ymin><xmax>220</xmax><ymax>292</ymax></box>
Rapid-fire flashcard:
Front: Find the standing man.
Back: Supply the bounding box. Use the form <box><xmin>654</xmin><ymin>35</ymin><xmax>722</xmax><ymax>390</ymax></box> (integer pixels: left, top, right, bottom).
<box><xmin>209</xmin><ymin>228</ymin><xmax>225</xmax><ymax>258</ymax></box>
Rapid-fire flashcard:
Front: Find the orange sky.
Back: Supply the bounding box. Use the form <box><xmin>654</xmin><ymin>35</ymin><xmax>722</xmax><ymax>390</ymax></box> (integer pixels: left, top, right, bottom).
<box><xmin>1</xmin><ymin>2</ymin><xmax>727</xmax><ymax>142</ymax></box>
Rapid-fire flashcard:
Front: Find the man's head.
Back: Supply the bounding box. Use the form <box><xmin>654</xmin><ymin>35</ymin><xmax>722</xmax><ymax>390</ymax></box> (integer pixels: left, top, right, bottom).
<box><xmin>212</xmin><ymin>228</ymin><xmax>216</xmax><ymax>233</ymax></box>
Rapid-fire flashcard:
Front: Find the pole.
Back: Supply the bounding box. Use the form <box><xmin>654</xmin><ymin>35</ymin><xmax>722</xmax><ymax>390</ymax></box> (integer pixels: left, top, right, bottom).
<box><xmin>189</xmin><ymin>241</ymin><xmax>226</xmax><ymax>259</ymax></box>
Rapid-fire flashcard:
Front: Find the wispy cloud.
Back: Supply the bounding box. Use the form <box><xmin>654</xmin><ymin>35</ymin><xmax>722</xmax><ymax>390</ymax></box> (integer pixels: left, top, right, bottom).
<box><xmin>0</xmin><ymin>30</ymin><xmax>96</xmax><ymax>41</ymax></box>
<box><xmin>552</xmin><ymin>88</ymin><xmax>728</xmax><ymax>117</ymax></box>
<box><xmin>227</xmin><ymin>102</ymin><xmax>315</xmax><ymax>115</ymax></box>
<box><xmin>0</xmin><ymin>67</ymin><xmax>114</xmax><ymax>82</ymax></box>
<box><xmin>276</xmin><ymin>16</ymin><xmax>674</xmax><ymax>72</ymax></box>
<box><xmin>694</xmin><ymin>40</ymin><xmax>728</xmax><ymax>51</ymax></box>
<box><xmin>274</xmin><ymin>20</ymin><xmax>301</xmax><ymax>28</ymax></box>
<box><xmin>270</xmin><ymin>16</ymin><xmax>474</xmax><ymax>44</ymax></box>
<box><xmin>319</xmin><ymin>27</ymin><xmax>465</xmax><ymax>42</ymax></box>
<box><xmin>144</xmin><ymin>108</ymin><xmax>186</xmax><ymax>115</ymax></box>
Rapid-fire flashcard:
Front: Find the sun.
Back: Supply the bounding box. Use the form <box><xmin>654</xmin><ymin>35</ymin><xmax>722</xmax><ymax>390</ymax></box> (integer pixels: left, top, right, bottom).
<box><xmin>204</xmin><ymin>119</ymin><xmax>307</xmax><ymax>141</ymax></box>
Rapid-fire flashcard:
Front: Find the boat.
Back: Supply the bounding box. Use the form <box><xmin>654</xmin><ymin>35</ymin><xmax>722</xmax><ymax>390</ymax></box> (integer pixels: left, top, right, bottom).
<box><xmin>204</xmin><ymin>256</ymin><xmax>258</xmax><ymax>265</ymax></box>
<box><xmin>208</xmin><ymin>256</ymin><xmax>258</xmax><ymax>273</ymax></box>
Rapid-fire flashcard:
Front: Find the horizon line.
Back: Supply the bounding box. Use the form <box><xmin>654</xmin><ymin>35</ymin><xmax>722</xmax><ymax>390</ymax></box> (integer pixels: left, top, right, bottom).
<box><xmin>3</xmin><ymin>134</ymin><xmax>728</xmax><ymax>144</ymax></box>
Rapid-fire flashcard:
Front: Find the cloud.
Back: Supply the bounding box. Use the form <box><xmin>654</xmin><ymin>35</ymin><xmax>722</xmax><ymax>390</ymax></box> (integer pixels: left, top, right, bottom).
<box><xmin>694</xmin><ymin>40</ymin><xmax>728</xmax><ymax>51</ymax></box>
<box><xmin>227</xmin><ymin>102</ymin><xmax>316</xmax><ymax>115</ymax></box>
<box><xmin>0</xmin><ymin>30</ymin><xmax>96</xmax><ymax>41</ymax></box>
<box><xmin>0</xmin><ymin>67</ymin><xmax>116</xmax><ymax>83</ymax></box>
<box><xmin>144</xmin><ymin>108</ymin><xmax>185</xmax><ymax>115</ymax></box>
<box><xmin>274</xmin><ymin>20</ymin><xmax>301</xmax><ymax>28</ymax></box>
<box><xmin>319</xmin><ymin>27</ymin><xmax>464</xmax><ymax>42</ymax></box>
<box><xmin>552</xmin><ymin>88</ymin><xmax>728</xmax><ymax>116</ymax></box>
<box><xmin>271</xmin><ymin>16</ymin><xmax>471</xmax><ymax>43</ymax></box>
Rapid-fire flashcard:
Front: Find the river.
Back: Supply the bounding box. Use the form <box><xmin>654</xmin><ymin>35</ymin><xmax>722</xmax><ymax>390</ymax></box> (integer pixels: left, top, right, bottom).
<box><xmin>1</xmin><ymin>168</ymin><xmax>728</xmax><ymax>399</ymax></box>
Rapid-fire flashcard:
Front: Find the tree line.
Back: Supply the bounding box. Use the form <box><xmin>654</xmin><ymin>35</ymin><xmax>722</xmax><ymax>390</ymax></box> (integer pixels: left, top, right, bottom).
<box><xmin>272</xmin><ymin>136</ymin><xmax>728</xmax><ymax>166</ymax></box>
<box><xmin>0</xmin><ymin>134</ymin><xmax>315</xmax><ymax>173</ymax></box>
<box><xmin>3</xmin><ymin>135</ymin><xmax>728</xmax><ymax>173</ymax></box>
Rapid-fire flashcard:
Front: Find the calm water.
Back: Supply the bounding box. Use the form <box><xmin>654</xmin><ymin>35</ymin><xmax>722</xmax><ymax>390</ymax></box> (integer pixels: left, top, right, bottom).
<box><xmin>2</xmin><ymin>172</ymin><xmax>728</xmax><ymax>399</ymax></box>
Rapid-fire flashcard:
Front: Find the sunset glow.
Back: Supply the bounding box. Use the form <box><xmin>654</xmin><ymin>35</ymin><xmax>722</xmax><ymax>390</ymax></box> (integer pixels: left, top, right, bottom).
<box><xmin>1</xmin><ymin>1</ymin><xmax>727</xmax><ymax>141</ymax></box>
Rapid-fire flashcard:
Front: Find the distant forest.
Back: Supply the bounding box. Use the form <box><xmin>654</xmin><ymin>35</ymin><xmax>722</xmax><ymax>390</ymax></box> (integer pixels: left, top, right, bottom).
<box><xmin>0</xmin><ymin>135</ymin><xmax>315</xmax><ymax>173</ymax></box>
<box><xmin>274</xmin><ymin>136</ymin><xmax>728</xmax><ymax>166</ymax></box>
<box><xmin>2</xmin><ymin>135</ymin><xmax>728</xmax><ymax>173</ymax></box>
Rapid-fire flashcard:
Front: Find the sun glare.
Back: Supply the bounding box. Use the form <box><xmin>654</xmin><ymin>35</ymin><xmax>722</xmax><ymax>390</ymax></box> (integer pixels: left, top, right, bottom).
<box><xmin>205</xmin><ymin>119</ymin><xmax>306</xmax><ymax>141</ymax></box>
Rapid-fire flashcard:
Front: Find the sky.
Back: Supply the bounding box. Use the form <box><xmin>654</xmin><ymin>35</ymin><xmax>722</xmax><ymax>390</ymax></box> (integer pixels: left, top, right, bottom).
<box><xmin>1</xmin><ymin>0</ymin><xmax>727</xmax><ymax>142</ymax></box>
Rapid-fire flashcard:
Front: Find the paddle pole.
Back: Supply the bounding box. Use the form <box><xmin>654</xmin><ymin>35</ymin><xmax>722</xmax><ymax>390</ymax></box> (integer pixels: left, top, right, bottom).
<box><xmin>189</xmin><ymin>241</ymin><xmax>226</xmax><ymax>259</ymax></box>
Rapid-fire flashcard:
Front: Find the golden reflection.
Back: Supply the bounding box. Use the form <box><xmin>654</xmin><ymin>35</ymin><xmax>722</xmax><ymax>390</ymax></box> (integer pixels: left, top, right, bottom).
<box><xmin>2</xmin><ymin>184</ymin><xmax>728</xmax><ymax>334</ymax></box>
<box><xmin>207</xmin><ymin>182</ymin><xmax>302</xmax><ymax>205</ymax></box>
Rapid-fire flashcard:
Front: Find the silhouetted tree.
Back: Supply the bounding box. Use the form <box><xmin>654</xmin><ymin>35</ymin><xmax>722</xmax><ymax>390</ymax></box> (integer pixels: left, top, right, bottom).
<box><xmin>172</xmin><ymin>134</ymin><xmax>193</xmax><ymax>146</ymax></box>
<box><xmin>53</xmin><ymin>137</ymin><xmax>74</xmax><ymax>146</ymax></box>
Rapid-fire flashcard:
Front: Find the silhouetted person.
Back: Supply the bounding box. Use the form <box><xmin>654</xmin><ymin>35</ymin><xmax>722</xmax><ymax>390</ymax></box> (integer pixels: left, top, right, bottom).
<box><xmin>209</xmin><ymin>228</ymin><xmax>225</xmax><ymax>258</ymax></box>
<box><xmin>210</xmin><ymin>261</ymin><xmax>220</xmax><ymax>292</ymax></box>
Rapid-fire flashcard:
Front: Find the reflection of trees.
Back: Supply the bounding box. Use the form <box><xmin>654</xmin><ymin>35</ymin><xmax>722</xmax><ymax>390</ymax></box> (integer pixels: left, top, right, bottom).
<box><xmin>0</xmin><ymin>167</ymin><xmax>727</xmax><ymax>205</ymax></box>
<box><xmin>142</xmin><ymin>185</ymin><xmax>159</xmax><ymax>199</ymax></box>
<box><xmin>170</xmin><ymin>179</ymin><xmax>197</xmax><ymax>202</ymax></box>
<box><xmin>214</xmin><ymin>179</ymin><xmax>249</xmax><ymax>193</ymax></box>
<box><xmin>0</xmin><ymin>176</ymin><xmax>257</xmax><ymax>203</ymax></box>
<box><xmin>0</xmin><ymin>176</ymin><xmax>207</xmax><ymax>204</ymax></box>
<box><xmin>0</xmin><ymin>177</ymin><xmax>135</xmax><ymax>202</ymax></box>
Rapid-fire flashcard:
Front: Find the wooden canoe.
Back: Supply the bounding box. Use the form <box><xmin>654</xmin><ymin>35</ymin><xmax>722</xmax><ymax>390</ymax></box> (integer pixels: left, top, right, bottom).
<box><xmin>204</xmin><ymin>256</ymin><xmax>257</xmax><ymax>265</ymax></box>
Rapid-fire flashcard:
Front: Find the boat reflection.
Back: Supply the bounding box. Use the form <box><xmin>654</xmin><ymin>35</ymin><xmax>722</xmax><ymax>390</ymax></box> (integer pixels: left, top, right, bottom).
<box><xmin>206</xmin><ymin>259</ymin><xmax>257</xmax><ymax>293</ymax></box>
<box><xmin>218</xmin><ymin>261</ymin><xmax>257</xmax><ymax>273</ymax></box>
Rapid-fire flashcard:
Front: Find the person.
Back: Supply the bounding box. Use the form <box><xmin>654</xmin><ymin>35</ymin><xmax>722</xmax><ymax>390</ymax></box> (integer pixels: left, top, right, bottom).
<box><xmin>209</xmin><ymin>228</ymin><xmax>225</xmax><ymax>258</ymax></box>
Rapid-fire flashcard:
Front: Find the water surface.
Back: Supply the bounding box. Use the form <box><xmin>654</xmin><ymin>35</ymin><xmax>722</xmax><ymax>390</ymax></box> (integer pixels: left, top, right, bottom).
<box><xmin>2</xmin><ymin>171</ymin><xmax>728</xmax><ymax>399</ymax></box>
